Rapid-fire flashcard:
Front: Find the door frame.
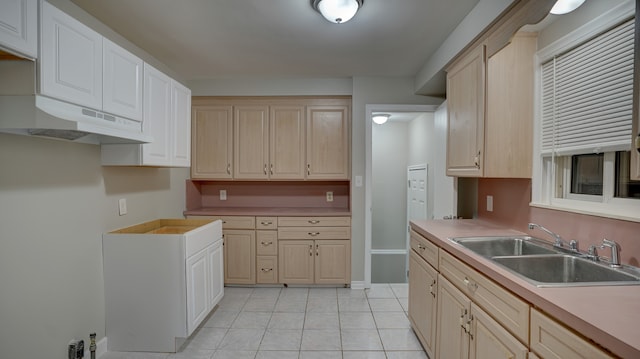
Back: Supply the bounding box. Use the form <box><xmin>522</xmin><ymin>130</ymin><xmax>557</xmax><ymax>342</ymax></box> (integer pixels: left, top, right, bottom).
<box><xmin>365</xmin><ymin>104</ymin><xmax>438</xmax><ymax>288</ymax></box>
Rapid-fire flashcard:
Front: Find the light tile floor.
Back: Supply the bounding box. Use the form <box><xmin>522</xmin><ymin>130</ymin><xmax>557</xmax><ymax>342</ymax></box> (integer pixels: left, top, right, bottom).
<box><xmin>101</xmin><ymin>283</ymin><xmax>427</xmax><ymax>359</ymax></box>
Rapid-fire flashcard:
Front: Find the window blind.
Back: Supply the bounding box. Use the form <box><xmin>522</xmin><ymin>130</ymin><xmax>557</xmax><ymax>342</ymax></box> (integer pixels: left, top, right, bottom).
<box><xmin>541</xmin><ymin>17</ymin><xmax>634</xmax><ymax>156</ymax></box>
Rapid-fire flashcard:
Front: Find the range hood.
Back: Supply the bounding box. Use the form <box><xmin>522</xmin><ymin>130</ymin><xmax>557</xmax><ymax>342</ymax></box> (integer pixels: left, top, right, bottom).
<box><xmin>0</xmin><ymin>95</ymin><xmax>153</xmax><ymax>144</ymax></box>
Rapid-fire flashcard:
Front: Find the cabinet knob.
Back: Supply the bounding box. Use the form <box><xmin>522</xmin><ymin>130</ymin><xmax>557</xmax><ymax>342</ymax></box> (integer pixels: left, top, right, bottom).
<box><xmin>226</xmin><ymin>163</ymin><xmax>231</xmax><ymax>174</ymax></box>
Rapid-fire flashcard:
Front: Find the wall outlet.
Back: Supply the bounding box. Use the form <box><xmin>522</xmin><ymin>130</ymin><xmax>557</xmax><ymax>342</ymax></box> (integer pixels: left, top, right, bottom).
<box><xmin>220</xmin><ymin>190</ymin><xmax>227</xmax><ymax>201</ymax></box>
<box><xmin>486</xmin><ymin>195</ymin><xmax>493</xmax><ymax>212</ymax></box>
<box><xmin>355</xmin><ymin>175</ymin><xmax>363</xmax><ymax>187</ymax></box>
<box><xmin>118</xmin><ymin>198</ymin><xmax>127</xmax><ymax>216</ymax></box>
<box><xmin>326</xmin><ymin>191</ymin><xmax>334</xmax><ymax>202</ymax></box>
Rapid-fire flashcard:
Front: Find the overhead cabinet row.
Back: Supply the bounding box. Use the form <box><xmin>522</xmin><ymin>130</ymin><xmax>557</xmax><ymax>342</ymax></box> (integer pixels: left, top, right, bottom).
<box><xmin>191</xmin><ymin>97</ymin><xmax>351</xmax><ymax>180</ymax></box>
<box><xmin>0</xmin><ymin>0</ymin><xmax>190</xmax><ymax>166</ymax></box>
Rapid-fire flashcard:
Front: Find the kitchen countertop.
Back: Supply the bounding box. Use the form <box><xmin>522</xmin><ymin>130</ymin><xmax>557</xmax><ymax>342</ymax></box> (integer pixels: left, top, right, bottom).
<box><xmin>184</xmin><ymin>207</ymin><xmax>351</xmax><ymax>217</ymax></box>
<box><xmin>410</xmin><ymin>219</ymin><xmax>640</xmax><ymax>359</ymax></box>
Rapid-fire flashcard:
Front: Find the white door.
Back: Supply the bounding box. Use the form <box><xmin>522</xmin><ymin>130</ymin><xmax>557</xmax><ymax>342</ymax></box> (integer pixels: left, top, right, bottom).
<box><xmin>207</xmin><ymin>241</ymin><xmax>224</xmax><ymax>310</ymax></box>
<box><xmin>0</xmin><ymin>0</ymin><xmax>37</xmax><ymax>58</ymax></box>
<box><xmin>143</xmin><ymin>63</ymin><xmax>172</xmax><ymax>165</ymax></box>
<box><xmin>171</xmin><ymin>80</ymin><xmax>192</xmax><ymax>167</ymax></box>
<box><xmin>408</xmin><ymin>165</ymin><xmax>428</xmax><ymax>221</ymax></box>
<box><xmin>103</xmin><ymin>38</ymin><xmax>143</xmax><ymax>121</ymax></box>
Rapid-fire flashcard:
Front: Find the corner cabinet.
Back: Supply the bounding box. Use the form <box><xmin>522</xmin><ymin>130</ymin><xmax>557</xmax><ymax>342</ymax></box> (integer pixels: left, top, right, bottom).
<box><xmin>0</xmin><ymin>0</ymin><xmax>37</xmax><ymax>58</ymax></box>
<box><xmin>190</xmin><ymin>97</ymin><xmax>351</xmax><ymax>181</ymax></box>
<box><xmin>446</xmin><ymin>33</ymin><xmax>536</xmax><ymax>178</ymax></box>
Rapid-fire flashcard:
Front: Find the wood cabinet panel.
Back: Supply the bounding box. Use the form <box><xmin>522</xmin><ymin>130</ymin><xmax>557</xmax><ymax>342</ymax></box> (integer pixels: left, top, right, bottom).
<box><xmin>314</xmin><ymin>240</ymin><xmax>350</xmax><ymax>284</ymax></box>
<box><xmin>409</xmin><ymin>250</ymin><xmax>438</xmax><ymax>358</ymax></box>
<box><xmin>256</xmin><ymin>230</ymin><xmax>278</xmax><ymax>256</ymax></box>
<box><xmin>278</xmin><ymin>226</ymin><xmax>350</xmax><ymax>240</ymax></box>
<box><xmin>306</xmin><ymin>105</ymin><xmax>350</xmax><ymax>179</ymax></box>
<box><xmin>446</xmin><ymin>44</ymin><xmax>485</xmax><ymax>177</ymax></box>
<box><xmin>436</xmin><ymin>274</ymin><xmax>471</xmax><ymax>359</ymax></box>
<box><xmin>234</xmin><ymin>105</ymin><xmax>270</xmax><ymax>179</ymax></box>
<box><xmin>256</xmin><ymin>256</ymin><xmax>278</xmax><ymax>284</ymax></box>
<box><xmin>470</xmin><ymin>303</ymin><xmax>528</xmax><ymax>359</ymax></box>
<box><xmin>530</xmin><ymin>309</ymin><xmax>614</xmax><ymax>359</ymax></box>
<box><xmin>191</xmin><ymin>106</ymin><xmax>233</xmax><ymax>179</ymax></box>
<box><xmin>256</xmin><ymin>216</ymin><xmax>277</xmax><ymax>230</ymax></box>
<box><xmin>278</xmin><ymin>240</ymin><xmax>315</xmax><ymax>284</ymax></box>
<box><xmin>278</xmin><ymin>216</ymin><xmax>351</xmax><ymax>227</ymax></box>
<box><xmin>223</xmin><ymin>229</ymin><xmax>255</xmax><ymax>284</ymax></box>
<box><xmin>410</xmin><ymin>229</ymin><xmax>439</xmax><ymax>269</ymax></box>
<box><xmin>270</xmin><ymin>105</ymin><xmax>306</xmax><ymax>179</ymax></box>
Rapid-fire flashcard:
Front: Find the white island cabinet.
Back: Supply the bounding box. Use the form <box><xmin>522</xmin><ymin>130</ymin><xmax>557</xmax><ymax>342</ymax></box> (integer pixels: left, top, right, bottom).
<box><xmin>102</xmin><ymin>219</ymin><xmax>223</xmax><ymax>353</ymax></box>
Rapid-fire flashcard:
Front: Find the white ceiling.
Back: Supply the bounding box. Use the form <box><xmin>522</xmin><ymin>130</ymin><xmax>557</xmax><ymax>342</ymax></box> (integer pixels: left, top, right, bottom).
<box><xmin>70</xmin><ymin>0</ymin><xmax>479</xmax><ymax>82</ymax></box>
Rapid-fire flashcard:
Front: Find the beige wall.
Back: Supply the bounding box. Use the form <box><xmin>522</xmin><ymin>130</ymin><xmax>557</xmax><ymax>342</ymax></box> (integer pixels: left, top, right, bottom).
<box><xmin>0</xmin><ymin>134</ymin><xmax>189</xmax><ymax>359</ymax></box>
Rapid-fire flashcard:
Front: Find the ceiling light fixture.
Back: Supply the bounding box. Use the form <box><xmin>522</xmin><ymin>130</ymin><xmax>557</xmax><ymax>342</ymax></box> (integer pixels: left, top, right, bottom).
<box><xmin>549</xmin><ymin>0</ymin><xmax>585</xmax><ymax>15</ymax></box>
<box><xmin>372</xmin><ymin>114</ymin><xmax>390</xmax><ymax>125</ymax></box>
<box><xmin>311</xmin><ymin>0</ymin><xmax>364</xmax><ymax>24</ymax></box>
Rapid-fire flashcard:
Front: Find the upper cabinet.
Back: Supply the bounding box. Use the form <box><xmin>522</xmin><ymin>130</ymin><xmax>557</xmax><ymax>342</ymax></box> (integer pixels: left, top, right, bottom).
<box><xmin>446</xmin><ymin>33</ymin><xmax>536</xmax><ymax>178</ymax></box>
<box><xmin>101</xmin><ymin>64</ymin><xmax>191</xmax><ymax>167</ymax></box>
<box><xmin>446</xmin><ymin>44</ymin><xmax>485</xmax><ymax>177</ymax></box>
<box><xmin>103</xmin><ymin>38</ymin><xmax>143</xmax><ymax>122</ymax></box>
<box><xmin>0</xmin><ymin>0</ymin><xmax>37</xmax><ymax>59</ymax></box>
<box><xmin>191</xmin><ymin>97</ymin><xmax>350</xmax><ymax>181</ymax></box>
<box><xmin>40</xmin><ymin>0</ymin><xmax>103</xmax><ymax>109</ymax></box>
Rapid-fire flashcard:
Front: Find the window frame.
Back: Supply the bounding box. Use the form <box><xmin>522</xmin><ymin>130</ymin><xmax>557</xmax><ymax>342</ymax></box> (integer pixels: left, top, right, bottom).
<box><xmin>531</xmin><ymin>0</ymin><xmax>640</xmax><ymax>222</ymax></box>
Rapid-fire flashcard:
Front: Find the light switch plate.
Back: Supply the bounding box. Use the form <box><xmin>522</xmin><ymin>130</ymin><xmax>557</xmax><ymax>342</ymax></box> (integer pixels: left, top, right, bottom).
<box><xmin>220</xmin><ymin>190</ymin><xmax>227</xmax><ymax>201</ymax></box>
<box><xmin>118</xmin><ymin>198</ymin><xmax>127</xmax><ymax>216</ymax></box>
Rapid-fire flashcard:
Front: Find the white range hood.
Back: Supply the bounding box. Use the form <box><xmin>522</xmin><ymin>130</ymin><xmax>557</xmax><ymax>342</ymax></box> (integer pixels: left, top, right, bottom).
<box><xmin>0</xmin><ymin>95</ymin><xmax>153</xmax><ymax>144</ymax></box>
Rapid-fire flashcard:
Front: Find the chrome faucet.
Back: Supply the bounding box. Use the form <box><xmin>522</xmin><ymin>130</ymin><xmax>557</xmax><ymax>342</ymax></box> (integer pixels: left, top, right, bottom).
<box><xmin>528</xmin><ymin>223</ymin><xmax>578</xmax><ymax>251</ymax></box>
<box><xmin>600</xmin><ymin>239</ymin><xmax>621</xmax><ymax>267</ymax></box>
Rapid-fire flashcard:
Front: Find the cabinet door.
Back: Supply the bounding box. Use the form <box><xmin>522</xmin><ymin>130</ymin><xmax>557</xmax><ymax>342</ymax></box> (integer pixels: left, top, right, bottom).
<box><xmin>234</xmin><ymin>105</ymin><xmax>269</xmax><ymax>179</ymax></box>
<box><xmin>278</xmin><ymin>240</ymin><xmax>314</xmax><ymax>284</ymax></box>
<box><xmin>208</xmin><ymin>241</ymin><xmax>224</xmax><ymax>310</ymax></box>
<box><xmin>270</xmin><ymin>105</ymin><xmax>306</xmax><ymax>179</ymax></box>
<box><xmin>315</xmin><ymin>240</ymin><xmax>350</xmax><ymax>284</ymax></box>
<box><xmin>257</xmin><ymin>230</ymin><xmax>278</xmax><ymax>256</ymax></box>
<box><xmin>470</xmin><ymin>303</ymin><xmax>528</xmax><ymax>359</ymax></box>
<box><xmin>40</xmin><ymin>1</ymin><xmax>103</xmax><ymax>109</ymax></box>
<box><xmin>306</xmin><ymin>105</ymin><xmax>350</xmax><ymax>179</ymax></box>
<box><xmin>142</xmin><ymin>64</ymin><xmax>172</xmax><ymax>165</ymax></box>
<box><xmin>485</xmin><ymin>33</ymin><xmax>536</xmax><ymax>178</ymax></box>
<box><xmin>256</xmin><ymin>256</ymin><xmax>278</xmax><ymax>284</ymax></box>
<box><xmin>0</xmin><ymin>0</ymin><xmax>37</xmax><ymax>58</ymax></box>
<box><xmin>191</xmin><ymin>106</ymin><xmax>233</xmax><ymax>179</ymax></box>
<box><xmin>171</xmin><ymin>80</ymin><xmax>192</xmax><ymax>167</ymax></box>
<box><xmin>446</xmin><ymin>44</ymin><xmax>485</xmax><ymax>177</ymax></box>
<box><xmin>103</xmin><ymin>38</ymin><xmax>143</xmax><ymax>121</ymax></box>
<box><xmin>223</xmin><ymin>230</ymin><xmax>256</xmax><ymax>284</ymax></box>
<box><xmin>186</xmin><ymin>248</ymin><xmax>209</xmax><ymax>335</ymax></box>
<box><xmin>436</xmin><ymin>275</ymin><xmax>471</xmax><ymax>359</ymax></box>
<box><xmin>408</xmin><ymin>251</ymin><xmax>438</xmax><ymax>358</ymax></box>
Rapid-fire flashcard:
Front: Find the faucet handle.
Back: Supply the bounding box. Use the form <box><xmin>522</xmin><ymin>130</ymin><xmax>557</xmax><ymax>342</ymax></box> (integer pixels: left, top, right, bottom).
<box><xmin>600</xmin><ymin>239</ymin><xmax>621</xmax><ymax>268</ymax></box>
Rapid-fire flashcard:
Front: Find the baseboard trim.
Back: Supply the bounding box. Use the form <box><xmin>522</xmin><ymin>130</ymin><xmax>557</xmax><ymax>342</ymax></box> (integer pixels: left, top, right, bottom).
<box><xmin>350</xmin><ymin>281</ymin><xmax>367</xmax><ymax>289</ymax></box>
<box><xmin>92</xmin><ymin>337</ymin><xmax>107</xmax><ymax>358</ymax></box>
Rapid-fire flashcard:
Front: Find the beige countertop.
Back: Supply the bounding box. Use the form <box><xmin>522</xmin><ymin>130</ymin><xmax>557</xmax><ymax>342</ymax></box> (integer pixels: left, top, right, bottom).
<box><xmin>184</xmin><ymin>207</ymin><xmax>351</xmax><ymax>217</ymax></box>
<box><xmin>410</xmin><ymin>219</ymin><xmax>640</xmax><ymax>359</ymax></box>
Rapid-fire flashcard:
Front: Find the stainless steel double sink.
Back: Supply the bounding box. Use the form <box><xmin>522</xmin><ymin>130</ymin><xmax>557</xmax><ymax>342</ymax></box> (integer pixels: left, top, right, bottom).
<box><xmin>450</xmin><ymin>236</ymin><xmax>640</xmax><ymax>287</ymax></box>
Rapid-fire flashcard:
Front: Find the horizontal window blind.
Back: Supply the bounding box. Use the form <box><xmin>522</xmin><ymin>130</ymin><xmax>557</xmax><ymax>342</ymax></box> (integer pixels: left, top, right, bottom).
<box><xmin>541</xmin><ymin>17</ymin><xmax>634</xmax><ymax>156</ymax></box>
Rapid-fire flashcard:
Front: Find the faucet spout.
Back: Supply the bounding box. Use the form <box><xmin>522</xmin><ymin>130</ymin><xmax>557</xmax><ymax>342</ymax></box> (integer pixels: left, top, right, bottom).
<box><xmin>528</xmin><ymin>223</ymin><xmax>578</xmax><ymax>251</ymax></box>
<box><xmin>600</xmin><ymin>239</ymin><xmax>621</xmax><ymax>267</ymax></box>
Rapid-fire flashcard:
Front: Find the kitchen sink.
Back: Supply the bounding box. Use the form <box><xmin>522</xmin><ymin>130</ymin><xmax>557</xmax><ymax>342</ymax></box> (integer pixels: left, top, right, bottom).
<box><xmin>450</xmin><ymin>236</ymin><xmax>640</xmax><ymax>287</ymax></box>
<box><xmin>451</xmin><ymin>236</ymin><xmax>560</xmax><ymax>258</ymax></box>
<box><xmin>493</xmin><ymin>255</ymin><xmax>640</xmax><ymax>287</ymax></box>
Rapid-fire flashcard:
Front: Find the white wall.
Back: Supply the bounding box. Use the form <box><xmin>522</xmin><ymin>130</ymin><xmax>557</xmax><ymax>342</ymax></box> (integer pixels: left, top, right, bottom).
<box><xmin>0</xmin><ymin>1</ymin><xmax>190</xmax><ymax>358</ymax></box>
<box><xmin>0</xmin><ymin>134</ymin><xmax>189</xmax><ymax>359</ymax></box>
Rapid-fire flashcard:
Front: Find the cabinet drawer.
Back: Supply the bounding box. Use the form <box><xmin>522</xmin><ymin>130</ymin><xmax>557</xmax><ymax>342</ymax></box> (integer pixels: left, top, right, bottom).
<box><xmin>278</xmin><ymin>226</ymin><xmax>351</xmax><ymax>240</ymax></box>
<box><xmin>410</xmin><ymin>230</ymin><xmax>438</xmax><ymax>269</ymax></box>
<box><xmin>256</xmin><ymin>217</ymin><xmax>277</xmax><ymax>229</ymax></box>
<box><xmin>206</xmin><ymin>216</ymin><xmax>255</xmax><ymax>229</ymax></box>
<box><xmin>530</xmin><ymin>309</ymin><xmax>614</xmax><ymax>359</ymax></box>
<box><xmin>439</xmin><ymin>250</ymin><xmax>529</xmax><ymax>345</ymax></box>
<box><xmin>278</xmin><ymin>216</ymin><xmax>351</xmax><ymax>227</ymax></box>
<box><xmin>256</xmin><ymin>256</ymin><xmax>278</xmax><ymax>284</ymax></box>
<box><xmin>257</xmin><ymin>230</ymin><xmax>278</xmax><ymax>256</ymax></box>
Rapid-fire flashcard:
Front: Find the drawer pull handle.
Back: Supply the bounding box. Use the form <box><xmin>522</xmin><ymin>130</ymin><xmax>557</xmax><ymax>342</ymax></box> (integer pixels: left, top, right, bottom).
<box><xmin>463</xmin><ymin>277</ymin><xmax>478</xmax><ymax>292</ymax></box>
<box><xmin>261</xmin><ymin>268</ymin><xmax>273</xmax><ymax>272</ymax></box>
<box><xmin>417</xmin><ymin>244</ymin><xmax>425</xmax><ymax>251</ymax></box>
<box><xmin>260</xmin><ymin>221</ymin><xmax>273</xmax><ymax>225</ymax></box>
<box><xmin>308</xmin><ymin>232</ymin><xmax>320</xmax><ymax>237</ymax></box>
<box><xmin>309</xmin><ymin>244</ymin><xmax>313</xmax><ymax>256</ymax></box>
<box><xmin>429</xmin><ymin>279</ymin><xmax>436</xmax><ymax>297</ymax></box>
<box><xmin>307</xmin><ymin>163</ymin><xmax>311</xmax><ymax>176</ymax></box>
<box><xmin>316</xmin><ymin>243</ymin><xmax>319</xmax><ymax>256</ymax></box>
<box><xmin>261</xmin><ymin>241</ymin><xmax>273</xmax><ymax>246</ymax></box>
<box><xmin>264</xmin><ymin>164</ymin><xmax>267</xmax><ymax>175</ymax></box>
<box><xmin>308</xmin><ymin>220</ymin><xmax>320</xmax><ymax>224</ymax></box>
<box><xmin>226</xmin><ymin>163</ymin><xmax>231</xmax><ymax>174</ymax></box>
<box><xmin>270</xmin><ymin>164</ymin><xmax>274</xmax><ymax>175</ymax></box>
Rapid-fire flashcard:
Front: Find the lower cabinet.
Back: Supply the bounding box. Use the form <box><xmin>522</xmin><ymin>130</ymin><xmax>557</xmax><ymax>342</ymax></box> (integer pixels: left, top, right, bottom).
<box><xmin>223</xmin><ymin>229</ymin><xmax>256</xmax><ymax>284</ymax></box>
<box><xmin>278</xmin><ymin>239</ymin><xmax>350</xmax><ymax>284</ymax></box>
<box><xmin>186</xmin><ymin>240</ymin><xmax>224</xmax><ymax>334</ymax></box>
<box><xmin>408</xmin><ymin>250</ymin><xmax>438</xmax><ymax>358</ymax></box>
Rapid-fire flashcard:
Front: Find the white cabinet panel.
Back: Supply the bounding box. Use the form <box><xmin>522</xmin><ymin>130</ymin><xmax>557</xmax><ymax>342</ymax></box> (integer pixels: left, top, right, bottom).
<box><xmin>142</xmin><ymin>63</ymin><xmax>172</xmax><ymax>165</ymax></box>
<box><xmin>0</xmin><ymin>0</ymin><xmax>37</xmax><ymax>58</ymax></box>
<box><xmin>103</xmin><ymin>38</ymin><xmax>143</xmax><ymax>121</ymax></box>
<box><xmin>172</xmin><ymin>80</ymin><xmax>192</xmax><ymax>167</ymax></box>
<box><xmin>187</xmin><ymin>248</ymin><xmax>209</xmax><ymax>335</ymax></box>
<box><xmin>208</xmin><ymin>241</ymin><xmax>224</xmax><ymax>309</ymax></box>
<box><xmin>40</xmin><ymin>1</ymin><xmax>103</xmax><ymax>109</ymax></box>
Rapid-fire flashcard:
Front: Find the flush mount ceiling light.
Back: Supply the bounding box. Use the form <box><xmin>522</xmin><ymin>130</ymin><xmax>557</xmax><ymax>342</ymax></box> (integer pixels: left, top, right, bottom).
<box><xmin>550</xmin><ymin>0</ymin><xmax>586</xmax><ymax>15</ymax></box>
<box><xmin>311</xmin><ymin>0</ymin><xmax>364</xmax><ymax>24</ymax></box>
<box><xmin>372</xmin><ymin>114</ymin><xmax>390</xmax><ymax>125</ymax></box>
